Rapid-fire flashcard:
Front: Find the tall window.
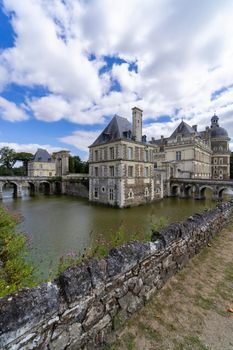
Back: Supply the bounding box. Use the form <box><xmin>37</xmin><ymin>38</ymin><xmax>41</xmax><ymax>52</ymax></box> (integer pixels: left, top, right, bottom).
<box><xmin>109</xmin><ymin>147</ymin><xmax>115</xmax><ymax>160</ymax></box>
<box><xmin>144</xmin><ymin>149</ymin><xmax>149</xmax><ymax>161</ymax></box>
<box><xmin>128</xmin><ymin>147</ymin><xmax>133</xmax><ymax>160</ymax></box>
<box><xmin>144</xmin><ymin>166</ymin><xmax>149</xmax><ymax>177</ymax></box>
<box><xmin>128</xmin><ymin>166</ymin><xmax>133</xmax><ymax>177</ymax></box>
<box><xmin>94</xmin><ymin>150</ymin><xmax>98</xmax><ymax>161</ymax></box>
<box><xmin>176</xmin><ymin>151</ymin><xmax>181</xmax><ymax>161</ymax></box>
<box><xmin>94</xmin><ymin>187</ymin><xmax>99</xmax><ymax>199</ymax></box>
<box><xmin>94</xmin><ymin>167</ymin><xmax>99</xmax><ymax>176</ymax></box>
<box><xmin>109</xmin><ymin>188</ymin><xmax>114</xmax><ymax>201</ymax></box>
<box><xmin>109</xmin><ymin>166</ymin><xmax>115</xmax><ymax>177</ymax></box>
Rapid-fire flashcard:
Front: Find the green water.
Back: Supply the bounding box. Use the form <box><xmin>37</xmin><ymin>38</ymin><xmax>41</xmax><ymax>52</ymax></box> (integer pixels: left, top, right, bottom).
<box><xmin>2</xmin><ymin>189</ymin><xmax>230</xmax><ymax>278</ymax></box>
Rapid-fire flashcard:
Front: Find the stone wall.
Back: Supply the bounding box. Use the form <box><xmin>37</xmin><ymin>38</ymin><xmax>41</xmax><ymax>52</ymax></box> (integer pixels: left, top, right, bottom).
<box><xmin>1</xmin><ymin>201</ymin><xmax>233</xmax><ymax>350</ymax></box>
<box><xmin>62</xmin><ymin>178</ymin><xmax>89</xmax><ymax>198</ymax></box>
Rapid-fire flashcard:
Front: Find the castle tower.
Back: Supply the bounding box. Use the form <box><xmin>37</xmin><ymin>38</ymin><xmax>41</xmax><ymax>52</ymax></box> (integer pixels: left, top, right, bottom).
<box><xmin>132</xmin><ymin>107</ymin><xmax>143</xmax><ymax>142</ymax></box>
<box><xmin>53</xmin><ymin>150</ymin><xmax>70</xmax><ymax>176</ymax></box>
<box><xmin>209</xmin><ymin>115</ymin><xmax>230</xmax><ymax>180</ymax></box>
<box><xmin>211</xmin><ymin>114</ymin><xmax>219</xmax><ymax>128</ymax></box>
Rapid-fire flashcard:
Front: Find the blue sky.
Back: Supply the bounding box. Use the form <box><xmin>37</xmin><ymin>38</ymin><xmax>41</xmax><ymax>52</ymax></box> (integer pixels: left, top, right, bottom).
<box><xmin>0</xmin><ymin>0</ymin><xmax>233</xmax><ymax>159</ymax></box>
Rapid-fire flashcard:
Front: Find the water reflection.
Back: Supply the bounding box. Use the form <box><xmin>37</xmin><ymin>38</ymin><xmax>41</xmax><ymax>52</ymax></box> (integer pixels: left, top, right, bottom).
<box><xmin>1</xmin><ymin>187</ymin><xmax>232</xmax><ymax>278</ymax></box>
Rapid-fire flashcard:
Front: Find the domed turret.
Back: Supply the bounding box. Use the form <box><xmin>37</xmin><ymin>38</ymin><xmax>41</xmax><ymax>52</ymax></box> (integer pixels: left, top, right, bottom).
<box><xmin>210</xmin><ymin>114</ymin><xmax>229</xmax><ymax>139</ymax></box>
<box><xmin>210</xmin><ymin>126</ymin><xmax>228</xmax><ymax>138</ymax></box>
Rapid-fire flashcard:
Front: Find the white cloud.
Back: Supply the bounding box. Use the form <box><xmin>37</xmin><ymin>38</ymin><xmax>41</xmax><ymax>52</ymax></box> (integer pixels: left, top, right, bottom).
<box><xmin>0</xmin><ymin>97</ymin><xmax>28</xmax><ymax>121</ymax></box>
<box><xmin>29</xmin><ymin>95</ymin><xmax>70</xmax><ymax>122</ymax></box>
<box><xmin>59</xmin><ymin>130</ymin><xmax>100</xmax><ymax>153</ymax></box>
<box><xmin>0</xmin><ymin>0</ymin><xmax>233</xmax><ymax>142</ymax></box>
<box><xmin>0</xmin><ymin>142</ymin><xmax>61</xmax><ymax>154</ymax></box>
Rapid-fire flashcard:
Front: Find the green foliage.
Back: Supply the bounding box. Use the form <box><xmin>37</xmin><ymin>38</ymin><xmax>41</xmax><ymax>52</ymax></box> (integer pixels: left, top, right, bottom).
<box><xmin>0</xmin><ymin>147</ymin><xmax>33</xmax><ymax>176</ymax></box>
<box><xmin>151</xmin><ymin>216</ymin><xmax>168</xmax><ymax>232</ymax></box>
<box><xmin>56</xmin><ymin>225</ymin><xmax>150</xmax><ymax>275</ymax></box>
<box><xmin>14</xmin><ymin>152</ymin><xmax>33</xmax><ymax>175</ymax></box>
<box><xmin>0</xmin><ymin>147</ymin><xmax>17</xmax><ymax>175</ymax></box>
<box><xmin>0</xmin><ymin>206</ymin><xmax>37</xmax><ymax>297</ymax></box>
<box><xmin>69</xmin><ymin>155</ymin><xmax>89</xmax><ymax>174</ymax></box>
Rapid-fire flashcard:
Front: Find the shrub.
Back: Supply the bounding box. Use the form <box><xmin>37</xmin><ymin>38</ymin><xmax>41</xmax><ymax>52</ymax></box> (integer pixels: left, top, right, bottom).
<box><xmin>0</xmin><ymin>207</ymin><xmax>37</xmax><ymax>297</ymax></box>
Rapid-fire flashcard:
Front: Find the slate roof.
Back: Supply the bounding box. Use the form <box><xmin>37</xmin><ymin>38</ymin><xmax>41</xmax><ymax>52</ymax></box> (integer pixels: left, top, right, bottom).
<box><xmin>210</xmin><ymin>126</ymin><xmax>229</xmax><ymax>138</ymax></box>
<box><xmin>169</xmin><ymin>121</ymin><xmax>197</xmax><ymax>139</ymax></box>
<box><xmin>90</xmin><ymin>115</ymin><xmax>132</xmax><ymax>146</ymax></box>
<box><xmin>32</xmin><ymin>148</ymin><xmax>54</xmax><ymax>162</ymax></box>
<box><xmin>149</xmin><ymin>138</ymin><xmax>168</xmax><ymax>146</ymax></box>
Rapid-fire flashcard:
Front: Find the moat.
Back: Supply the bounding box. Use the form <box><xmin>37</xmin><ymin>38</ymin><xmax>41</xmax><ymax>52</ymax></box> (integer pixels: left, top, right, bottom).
<box><xmin>2</xmin><ymin>189</ymin><xmax>232</xmax><ymax>278</ymax></box>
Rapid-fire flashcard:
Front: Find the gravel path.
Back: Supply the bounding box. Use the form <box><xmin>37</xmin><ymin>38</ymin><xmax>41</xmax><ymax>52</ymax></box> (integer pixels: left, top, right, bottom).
<box><xmin>108</xmin><ymin>223</ymin><xmax>233</xmax><ymax>350</ymax></box>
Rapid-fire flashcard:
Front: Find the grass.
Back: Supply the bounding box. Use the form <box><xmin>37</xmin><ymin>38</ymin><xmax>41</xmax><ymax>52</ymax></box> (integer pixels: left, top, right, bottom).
<box><xmin>175</xmin><ymin>336</ymin><xmax>209</xmax><ymax>350</ymax></box>
<box><xmin>138</xmin><ymin>321</ymin><xmax>162</xmax><ymax>342</ymax></box>
<box><xmin>195</xmin><ymin>295</ymin><xmax>215</xmax><ymax>311</ymax></box>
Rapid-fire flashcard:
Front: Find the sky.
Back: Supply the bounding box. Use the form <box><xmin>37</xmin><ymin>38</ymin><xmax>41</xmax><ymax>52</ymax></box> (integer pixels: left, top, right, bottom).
<box><xmin>0</xmin><ymin>0</ymin><xmax>233</xmax><ymax>160</ymax></box>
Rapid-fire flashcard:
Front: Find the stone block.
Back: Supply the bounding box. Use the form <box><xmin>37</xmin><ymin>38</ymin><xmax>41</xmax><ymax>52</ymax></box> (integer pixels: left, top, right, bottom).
<box><xmin>118</xmin><ymin>292</ymin><xmax>143</xmax><ymax>314</ymax></box>
<box><xmin>0</xmin><ymin>282</ymin><xmax>60</xmax><ymax>348</ymax></box>
<box><xmin>106</xmin><ymin>241</ymin><xmax>150</xmax><ymax>278</ymax></box>
<box><xmin>87</xmin><ymin>259</ymin><xmax>107</xmax><ymax>288</ymax></box>
<box><xmin>82</xmin><ymin>301</ymin><xmax>105</xmax><ymax>331</ymax></box>
<box><xmin>58</xmin><ymin>263</ymin><xmax>92</xmax><ymax>305</ymax></box>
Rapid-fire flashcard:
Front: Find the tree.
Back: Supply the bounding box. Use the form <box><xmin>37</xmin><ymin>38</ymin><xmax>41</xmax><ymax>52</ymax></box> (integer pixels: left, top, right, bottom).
<box><xmin>14</xmin><ymin>152</ymin><xmax>33</xmax><ymax>175</ymax></box>
<box><xmin>69</xmin><ymin>155</ymin><xmax>89</xmax><ymax>174</ymax></box>
<box><xmin>0</xmin><ymin>147</ymin><xmax>17</xmax><ymax>175</ymax></box>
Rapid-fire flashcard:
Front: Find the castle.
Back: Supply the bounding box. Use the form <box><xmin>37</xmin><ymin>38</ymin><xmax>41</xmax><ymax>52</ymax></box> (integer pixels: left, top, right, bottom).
<box><xmin>89</xmin><ymin>107</ymin><xmax>231</xmax><ymax>207</ymax></box>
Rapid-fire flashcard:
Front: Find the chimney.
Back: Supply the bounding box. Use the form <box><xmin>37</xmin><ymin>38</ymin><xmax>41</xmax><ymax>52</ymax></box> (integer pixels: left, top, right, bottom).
<box><xmin>142</xmin><ymin>135</ymin><xmax>147</xmax><ymax>143</ymax></box>
<box><xmin>192</xmin><ymin>125</ymin><xmax>197</xmax><ymax>132</ymax></box>
<box><xmin>132</xmin><ymin>107</ymin><xmax>143</xmax><ymax>142</ymax></box>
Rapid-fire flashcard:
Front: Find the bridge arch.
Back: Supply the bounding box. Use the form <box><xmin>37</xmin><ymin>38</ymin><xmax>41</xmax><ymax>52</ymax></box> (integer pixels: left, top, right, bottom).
<box><xmin>199</xmin><ymin>185</ymin><xmax>214</xmax><ymax>199</ymax></box>
<box><xmin>218</xmin><ymin>187</ymin><xmax>229</xmax><ymax>199</ymax></box>
<box><xmin>39</xmin><ymin>181</ymin><xmax>51</xmax><ymax>195</ymax></box>
<box><xmin>26</xmin><ymin>181</ymin><xmax>36</xmax><ymax>196</ymax></box>
<box><xmin>1</xmin><ymin>181</ymin><xmax>22</xmax><ymax>198</ymax></box>
<box><xmin>184</xmin><ymin>184</ymin><xmax>195</xmax><ymax>198</ymax></box>
<box><xmin>54</xmin><ymin>181</ymin><xmax>62</xmax><ymax>194</ymax></box>
<box><xmin>170</xmin><ymin>184</ymin><xmax>180</xmax><ymax>197</ymax></box>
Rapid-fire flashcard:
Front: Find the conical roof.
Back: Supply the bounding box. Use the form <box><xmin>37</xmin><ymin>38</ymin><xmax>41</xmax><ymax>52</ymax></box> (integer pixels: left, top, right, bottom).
<box><xmin>169</xmin><ymin>121</ymin><xmax>196</xmax><ymax>139</ymax></box>
<box><xmin>91</xmin><ymin>115</ymin><xmax>132</xmax><ymax>146</ymax></box>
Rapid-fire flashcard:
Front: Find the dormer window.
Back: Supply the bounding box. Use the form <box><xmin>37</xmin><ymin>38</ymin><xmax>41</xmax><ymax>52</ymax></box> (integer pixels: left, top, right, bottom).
<box><xmin>103</xmin><ymin>132</ymin><xmax>110</xmax><ymax>141</ymax></box>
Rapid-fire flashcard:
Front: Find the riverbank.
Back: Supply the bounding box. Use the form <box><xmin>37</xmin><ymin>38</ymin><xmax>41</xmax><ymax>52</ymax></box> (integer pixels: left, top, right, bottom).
<box><xmin>2</xmin><ymin>194</ymin><xmax>218</xmax><ymax>278</ymax></box>
<box><xmin>1</xmin><ymin>201</ymin><xmax>233</xmax><ymax>349</ymax></box>
<box><xmin>111</xmin><ymin>222</ymin><xmax>233</xmax><ymax>350</ymax></box>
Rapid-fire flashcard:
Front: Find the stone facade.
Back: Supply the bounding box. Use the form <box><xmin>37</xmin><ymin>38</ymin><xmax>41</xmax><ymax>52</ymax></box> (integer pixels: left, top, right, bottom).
<box><xmin>28</xmin><ymin>149</ymin><xmax>56</xmax><ymax>177</ymax></box>
<box><xmin>89</xmin><ymin>108</ymin><xmax>231</xmax><ymax>207</ymax></box>
<box><xmin>89</xmin><ymin>108</ymin><xmax>157</xmax><ymax>207</ymax></box>
<box><xmin>53</xmin><ymin>150</ymin><xmax>70</xmax><ymax>176</ymax></box>
<box><xmin>1</xmin><ymin>201</ymin><xmax>233</xmax><ymax>349</ymax></box>
<box><xmin>89</xmin><ymin>139</ymin><xmax>156</xmax><ymax>207</ymax></box>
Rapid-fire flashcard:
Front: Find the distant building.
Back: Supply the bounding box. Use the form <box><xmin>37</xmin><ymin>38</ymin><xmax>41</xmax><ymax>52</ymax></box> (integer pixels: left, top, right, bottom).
<box><xmin>89</xmin><ymin>107</ymin><xmax>162</xmax><ymax>207</ymax></box>
<box><xmin>28</xmin><ymin>148</ymin><xmax>56</xmax><ymax>177</ymax></box>
<box><xmin>53</xmin><ymin>150</ymin><xmax>70</xmax><ymax>176</ymax></box>
<box><xmin>89</xmin><ymin>107</ymin><xmax>230</xmax><ymax>207</ymax></box>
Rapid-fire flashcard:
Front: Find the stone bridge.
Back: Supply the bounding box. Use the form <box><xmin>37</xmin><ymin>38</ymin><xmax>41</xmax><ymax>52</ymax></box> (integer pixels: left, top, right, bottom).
<box><xmin>0</xmin><ymin>174</ymin><xmax>89</xmax><ymax>199</ymax></box>
<box><xmin>170</xmin><ymin>178</ymin><xmax>233</xmax><ymax>200</ymax></box>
